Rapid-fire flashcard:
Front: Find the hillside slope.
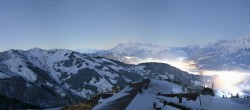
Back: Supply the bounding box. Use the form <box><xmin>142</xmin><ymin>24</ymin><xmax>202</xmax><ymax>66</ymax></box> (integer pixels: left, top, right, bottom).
<box><xmin>0</xmin><ymin>48</ymin><xmax>202</xmax><ymax>108</ymax></box>
<box><xmin>94</xmin><ymin>79</ymin><xmax>249</xmax><ymax>110</ymax></box>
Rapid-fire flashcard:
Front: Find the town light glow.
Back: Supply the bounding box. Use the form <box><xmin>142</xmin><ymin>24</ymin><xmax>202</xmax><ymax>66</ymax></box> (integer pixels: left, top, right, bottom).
<box><xmin>202</xmin><ymin>70</ymin><xmax>249</xmax><ymax>97</ymax></box>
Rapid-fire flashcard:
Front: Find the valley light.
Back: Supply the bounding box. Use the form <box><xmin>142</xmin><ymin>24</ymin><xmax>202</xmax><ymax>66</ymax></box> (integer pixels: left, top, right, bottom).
<box><xmin>139</xmin><ymin>56</ymin><xmax>250</xmax><ymax>98</ymax></box>
<box><xmin>203</xmin><ymin>70</ymin><xmax>249</xmax><ymax>97</ymax></box>
<box><xmin>163</xmin><ymin>58</ymin><xmax>199</xmax><ymax>74</ymax></box>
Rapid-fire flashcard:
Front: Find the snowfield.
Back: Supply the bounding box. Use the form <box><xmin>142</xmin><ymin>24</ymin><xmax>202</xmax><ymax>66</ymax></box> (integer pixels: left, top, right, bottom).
<box><xmin>93</xmin><ymin>79</ymin><xmax>250</xmax><ymax>110</ymax></box>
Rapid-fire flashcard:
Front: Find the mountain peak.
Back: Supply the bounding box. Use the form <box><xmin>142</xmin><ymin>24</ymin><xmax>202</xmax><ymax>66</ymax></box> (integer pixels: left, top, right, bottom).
<box><xmin>108</xmin><ymin>42</ymin><xmax>170</xmax><ymax>58</ymax></box>
<box><xmin>75</xmin><ymin>48</ymin><xmax>101</xmax><ymax>53</ymax></box>
<box><xmin>28</xmin><ymin>48</ymin><xmax>44</xmax><ymax>52</ymax></box>
<box><xmin>114</xmin><ymin>42</ymin><xmax>164</xmax><ymax>48</ymax></box>
<box><xmin>204</xmin><ymin>37</ymin><xmax>250</xmax><ymax>54</ymax></box>
<box><xmin>235</xmin><ymin>36</ymin><xmax>250</xmax><ymax>42</ymax></box>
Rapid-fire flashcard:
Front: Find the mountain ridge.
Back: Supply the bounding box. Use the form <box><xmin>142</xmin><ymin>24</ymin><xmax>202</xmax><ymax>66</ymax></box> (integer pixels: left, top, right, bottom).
<box><xmin>0</xmin><ymin>48</ymin><xmax>202</xmax><ymax>108</ymax></box>
<box><xmin>78</xmin><ymin>37</ymin><xmax>250</xmax><ymax>71</ymax></box>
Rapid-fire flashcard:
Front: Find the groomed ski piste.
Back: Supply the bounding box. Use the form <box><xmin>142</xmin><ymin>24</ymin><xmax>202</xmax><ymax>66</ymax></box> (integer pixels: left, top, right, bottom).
<box><xmin>93</xmin><ymin>79</ymin><xmax>250</xmax><ymax>110</ymax></box>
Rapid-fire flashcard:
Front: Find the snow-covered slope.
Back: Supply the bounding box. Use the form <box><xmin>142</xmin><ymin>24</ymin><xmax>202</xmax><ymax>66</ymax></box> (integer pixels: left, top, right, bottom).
<box><xmin>187</xmin><ymin>37</ymin><xmax>250</xmax><ymax>70</ymax></box>
<box><xmin>156</xmin><ymin>95</ymin><xmax>249</xmax><ymax>110</ymax></box>
<box><xmin>126</xmin><ymin>79</ymin><xmax>183</xmax><ymax>110</ymax></box>
<box><xmin>94</xmin><ymin>79</ymin><xmax>249</xmax><ymax>110</ymax></box>
<box><xmin>0</xmin><ymin>48</ymin><xmax>201</xmax><ymax>108</ymax></box>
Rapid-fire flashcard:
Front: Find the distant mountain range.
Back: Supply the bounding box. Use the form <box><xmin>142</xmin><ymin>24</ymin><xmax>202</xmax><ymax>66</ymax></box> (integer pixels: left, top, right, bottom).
<box><xmin>80</xmin><ymin>42</ymin><xmax>186</xmax><ymax>64</ymax></box>
<box><xmin>187</xmin><ymin>37</ymin><xmax>250</xmax><ymax>70</ymax></box>
<box><xmin>79</xmin><ymin>37</ymin><xmax>250</xmax><ymax>71</ymax></box>
<box><xmin>1</xmin><ymin>37</ymin><xmax>249</xmax><ymax>108</ymax></box>
<box><xmin>0</xmin><ymin>48</ymin><xmax>201</xmax><ymax>108</ymax></box>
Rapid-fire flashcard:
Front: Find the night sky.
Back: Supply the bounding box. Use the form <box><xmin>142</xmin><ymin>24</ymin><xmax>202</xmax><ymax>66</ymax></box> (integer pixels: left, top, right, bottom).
<box><xmin>0</xmin><ymin>0</ymin><xmax>250</xmax><ymax>51</ymax></box>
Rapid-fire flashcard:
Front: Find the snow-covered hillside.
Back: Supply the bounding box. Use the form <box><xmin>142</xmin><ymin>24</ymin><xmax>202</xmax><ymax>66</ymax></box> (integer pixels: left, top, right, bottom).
<box><xmin>0</xmin><ymin>48</ymin><xmax>201</xmax><ymax>108</ymax></box>
<box><xmin>186</xmin><ymin>37</ymin><xmax>250</xmax><ymax>70</ymax></box>
<box><xmin>93</xmin><ymin>79</ymin><xmax>250</xmax><ymax>110</ymax></box>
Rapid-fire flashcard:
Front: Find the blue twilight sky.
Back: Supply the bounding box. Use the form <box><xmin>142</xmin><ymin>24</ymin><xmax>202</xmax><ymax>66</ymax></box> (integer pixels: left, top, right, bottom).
<box><xmin>0</xmin><ymin>0</ymin><xmax>250</xmax><ymax>51</ymax></box>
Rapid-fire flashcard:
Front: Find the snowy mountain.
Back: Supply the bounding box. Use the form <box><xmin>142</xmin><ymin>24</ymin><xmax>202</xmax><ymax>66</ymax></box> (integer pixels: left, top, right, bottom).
<box><xmin>79</xmin><ymin>37</ymin><xmax>250</xmax><ymax>71</ymax></box>
<box><xmin>107</xmin><ymin>42</ymin><xmax>187</xmax><ymax>59</ymax></box>
<box><xmin>0</xmin><ymin>48</ymin><xmax>201</xmax><ymax>108</ymax></box>
<box><xmin>82</xmin><ymin>42</ymin><xmax>187</xmax><ymax>65</ymax></box>
<box><xmin>104</xmin><ymin>54</ymin><xmax>141</xmax><ymax>64</ymax></box>
<box><xmin>187</xmin><ymin>37</ymin><xmax>250</xmax><ymax>70</ymax></box>
<box><xmin>75</xmin><ymin>49</ymin><xmax>102</xmax><ymax>54</ymax></box>
<box><xmin>1</xmin><ymin>37</ymin><xmax>249</xmax><ymax>109</ymax></box>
